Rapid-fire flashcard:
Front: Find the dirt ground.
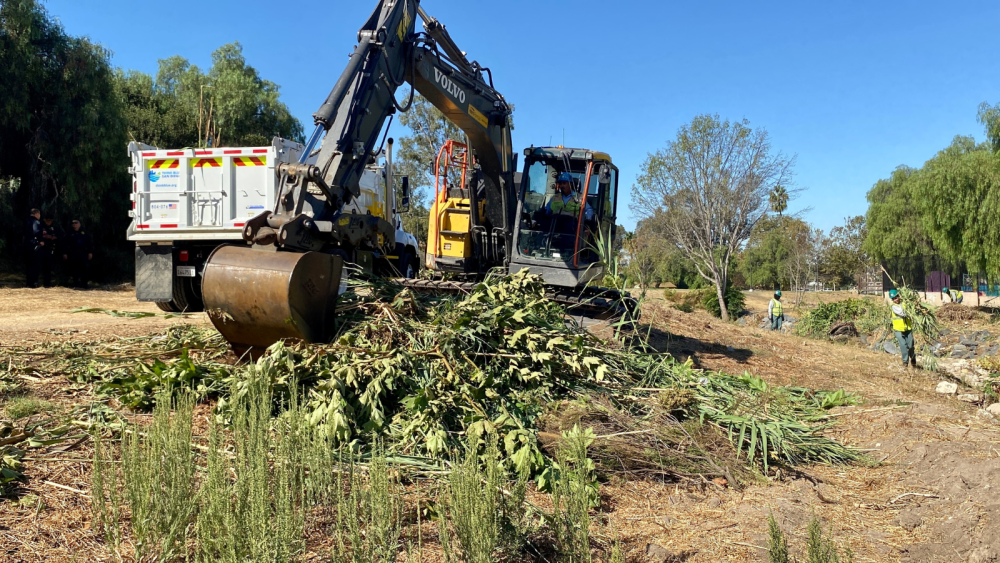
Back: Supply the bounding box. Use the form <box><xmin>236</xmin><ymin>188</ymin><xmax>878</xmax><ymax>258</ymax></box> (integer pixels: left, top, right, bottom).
<box><xmin>3</xmin><ymin>288</ymin><xmax>1000</xmax><ymax>562</ymax></box>
<box><xmin>0</xmin><ymin>285</ymin><xmax>209</xmax><ymax>344</ymax></box>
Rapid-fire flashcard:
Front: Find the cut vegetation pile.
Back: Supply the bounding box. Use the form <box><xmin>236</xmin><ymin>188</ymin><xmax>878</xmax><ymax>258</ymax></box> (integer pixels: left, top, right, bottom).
<box><xmin>3</xmin><ymin>272</ymin><xmax>865</xmax><ymax>560</ymax></box>
<box><xmin>794</xmin><ymin>287</ymin><xmax>939</xmax><ymax>345</ymax></box>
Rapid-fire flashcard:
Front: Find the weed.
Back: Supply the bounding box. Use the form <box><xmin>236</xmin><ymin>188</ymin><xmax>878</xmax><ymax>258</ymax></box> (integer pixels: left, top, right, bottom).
<box><xmin>121</xmin><ymin>388</ymin><xmax>197</xmax><ymax>561</ymax></box>
<box><xmin>767</xmin><ymin>512</ymin><xmax>789</xmax><ymax>563</ymax></box>
<box><xmin>549</xmin><ymin>425</ymin><xmax>596</xmax><ymax>563</ymax></box>
<box><xmin>90</xmin><ymin>429</ymin><xmax>123</xmax><ymax>552</ymax></box>
<box><xmin>446</xmin><ymin>430</ymin><xmax>529</xmax><ymax>563</ymax></box>
<box><xmin>4</xmin><ymin>396</ymin><xmax>54</xmax><ymax>420</ymax></box>
<box><xmin>332</xmin><ymin>444</ymin><xmax>404</xmax><ymax>563</ymax></box>
<box><xmin>806</xmin><ymin>514</ymin><xmax>853</xmax><ymax>563</ymax></box>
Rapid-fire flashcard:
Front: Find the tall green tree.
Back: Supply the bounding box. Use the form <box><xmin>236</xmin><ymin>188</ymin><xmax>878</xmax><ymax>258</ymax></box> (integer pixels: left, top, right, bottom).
<box><xmin>632</xmin><ymin>115</ymin><xmax>794</xmax><ymax>320</ymax></box>
<box><xmin>820</xmin><ymin>215</ymin><xmax>868</xmax><ymax>288</ymax></box>
<box><xmin>0</xmin><ymin>0</ymin><xmax>128</xmax><ymax>273</ymax></box>
<box><xmin>769</xmin><ymin>185</ymin><xmax>789</xmax><ymax>215</ymax></box>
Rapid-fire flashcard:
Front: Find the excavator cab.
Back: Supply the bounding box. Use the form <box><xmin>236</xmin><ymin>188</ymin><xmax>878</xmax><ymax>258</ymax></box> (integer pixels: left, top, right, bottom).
<box><xmin>510</xmin><ymin>147</ymin><xmax>618</xmax><ymax>288</ymax></box>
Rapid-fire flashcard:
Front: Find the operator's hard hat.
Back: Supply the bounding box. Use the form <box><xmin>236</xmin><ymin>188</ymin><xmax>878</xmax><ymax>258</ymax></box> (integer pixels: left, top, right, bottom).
<box><xmin>888</xmin><ymin>289</ymin><xmax>899</xmax><ymax>299</ymax></box>
<box><xmin>774</xmin><ymin>290</ymin><xmax>782</xmax><ymax>298</ymax></box>
<box><xmin>556</xmin><ymin>172</ymin><xmax>573</xmax><ymax>183</ymax></box>
<box><xmin>942</xmin><ymin>287</ymin><xmax>950</xmax><ymax>292</ymax></box>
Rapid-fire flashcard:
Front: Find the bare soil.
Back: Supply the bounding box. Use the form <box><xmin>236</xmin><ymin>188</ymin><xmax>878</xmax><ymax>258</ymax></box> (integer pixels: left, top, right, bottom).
<box><xmin>2</xmin><ymin>288</ymin><xmax>999</xmax><ymax>562</ymax></box>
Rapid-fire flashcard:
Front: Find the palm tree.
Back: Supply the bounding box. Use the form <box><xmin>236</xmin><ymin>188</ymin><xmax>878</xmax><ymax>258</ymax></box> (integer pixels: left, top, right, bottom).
<box><xmin>769</xmin><ymin>185</ymin><xmax>788</xmax><ymax>216</ymax></box>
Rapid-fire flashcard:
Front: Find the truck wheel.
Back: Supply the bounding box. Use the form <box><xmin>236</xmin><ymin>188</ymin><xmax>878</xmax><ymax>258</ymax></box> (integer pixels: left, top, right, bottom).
<box><xmin>156</xmin><ymin>300</ymin><xmax>179</xmax><ymax>313</ymax></box>
<box><xmin>400</xmin><ymin>252</ymin><xmax>418</xmax><ymax>279</ymax></box>
<box><xmin>156</xmin><ymin>276</ymin><xmax>204</xmax><ymax>313</ymax></box>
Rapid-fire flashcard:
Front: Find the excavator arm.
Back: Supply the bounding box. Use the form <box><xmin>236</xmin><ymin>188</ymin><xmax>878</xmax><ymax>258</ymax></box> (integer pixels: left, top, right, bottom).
<box><xmin>202</xmin><ymin>0</ymin><xmax>515</xmax><ymax>353</ymax></box>
<box><xmin>242</xmin><ymin>0</ymin><xmax>514</xmax><ymax>255</ymax></box>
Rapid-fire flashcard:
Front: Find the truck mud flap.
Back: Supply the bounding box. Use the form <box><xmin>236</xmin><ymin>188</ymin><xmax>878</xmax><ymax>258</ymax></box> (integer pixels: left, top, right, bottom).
<box><xmin>135</xmin><ymin>245</ymin><xmax>173</xmax><ymax>302</ymax></box>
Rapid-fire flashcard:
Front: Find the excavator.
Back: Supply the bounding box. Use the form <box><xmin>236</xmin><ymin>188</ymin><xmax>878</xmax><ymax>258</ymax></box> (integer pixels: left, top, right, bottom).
<box><xmin>201</xmin><ymin>0</ymin><xmax>630</xmax><ymax>354</ymax></box>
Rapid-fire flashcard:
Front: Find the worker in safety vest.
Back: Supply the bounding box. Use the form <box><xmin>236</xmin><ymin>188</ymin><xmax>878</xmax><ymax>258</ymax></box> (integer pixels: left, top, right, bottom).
<box><xmin>942</xmin><ymin>287</ymin><xmax>964</xmax><ymax>304</ymax></box>
<box><xmin>768</xmin><ymin>290</ymin><xmax>784</xmax><ymax>331</ymax></box>
<box><xmin>890</xmin><ymin>289</ymin><xmax>916</xmax><ymax>369</ymax></box>
<box><xmin>545</xmin><ymin>172</ymin><xmax>594</xmax><ymax>222</ymax></box>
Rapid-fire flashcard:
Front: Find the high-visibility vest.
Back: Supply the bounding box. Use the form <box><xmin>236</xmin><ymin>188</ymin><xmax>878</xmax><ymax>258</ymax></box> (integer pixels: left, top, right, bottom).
<box><xmin>956</xmin><ymin>290</ymin><xmax>964</xmax><ymax>302</ymax></box>
<box><xmin>769</xmin><ymin>298</ymin><xmax>782</xmax><ymax>317</ymax></box>
<box><xmin>891</xmin><ymin>307</ymin><xmax>913</xmax><ymax>332</ymax></box>
<box><xmin>550</xmin><ymin>194</ymin><xmax>582</xmax><ymax>217</ymax></box>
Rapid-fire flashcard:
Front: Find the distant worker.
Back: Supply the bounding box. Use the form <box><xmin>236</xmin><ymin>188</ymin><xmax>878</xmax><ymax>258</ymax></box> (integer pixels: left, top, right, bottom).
<box><xmin>768</xmin><ymin>290</ymin><xmax>784</xmax><ymax>331</ymax></box>
<box><xmin>24</xmin><ymin>208</ymin><xmax>45</xmax><ymax>288</ymax></box>
<box><xmin>942</xmin><ymin>287</ymin><xmax>963</xmax><ymax>304</ymax></box>
<box><xmin>40</xmin><ymin>214</ymin><xmax>61</xmax><ymax>288</ymax></box>
<box><xmin>62</xmin><ymin>219</ymin><xmax>93</xmax><ymax>288</ymax></box>
<box><xmin>545</xmin><ymin>172</ymin><xmax>594</xmax><ymax>223</ymax></box>
<box><xmin>890</xmin><ymin>289</ymin><xmax>917</xmax><ymax>369</ymax></box>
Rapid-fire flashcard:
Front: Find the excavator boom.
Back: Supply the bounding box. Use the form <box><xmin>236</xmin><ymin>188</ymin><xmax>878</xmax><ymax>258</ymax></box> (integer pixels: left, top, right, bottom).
<box><xmin>202</xmin><ymin>0</ymin><xmax>517</xmax><ymax>353</ymax></box>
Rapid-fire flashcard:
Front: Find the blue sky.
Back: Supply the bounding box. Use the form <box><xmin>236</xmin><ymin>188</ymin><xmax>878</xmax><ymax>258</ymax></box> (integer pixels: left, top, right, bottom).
<box><xmin>45</xmin><ymin>0</ymin><xmax>1000</xmax><ymax>232</ymax></box>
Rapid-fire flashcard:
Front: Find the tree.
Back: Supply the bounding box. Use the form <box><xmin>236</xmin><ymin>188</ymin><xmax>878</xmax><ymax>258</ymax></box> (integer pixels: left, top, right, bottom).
<box><xmin>393</xmin><ymin>93</ymin><xmax>463</xmax><ymax>246</ymax></box>
<box><xmin>820</xmin><ymin>215</ymin><xmax>868</xmax><ymax>288</ymax></box>
<box><xmin>0</xmin><ymin>0</ymin><xmax>128</xmax><ymax>276</ymax></box>
<box><xmin>632</xmin><ymin>115</ymin><xmax>794</xmax><ymax>320</ymax></box>
<box><xmin>769</xmin><ymin>185</ymin><xmax>789</xmax><ymax>215</ymax></box>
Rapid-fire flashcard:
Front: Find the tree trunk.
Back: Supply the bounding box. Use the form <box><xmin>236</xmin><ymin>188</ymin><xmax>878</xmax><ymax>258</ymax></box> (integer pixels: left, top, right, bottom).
<box><xmin>716</xmin><ymin>277</ymin><xmax>730</xmax><ymax>321</ymax></box>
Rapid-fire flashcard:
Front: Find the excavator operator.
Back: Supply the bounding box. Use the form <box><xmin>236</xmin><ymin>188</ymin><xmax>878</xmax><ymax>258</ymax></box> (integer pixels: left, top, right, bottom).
<box><xmin>545</xmin><ymin>172</ymin><xmax>594</xmax><ymax>230</ymax></box>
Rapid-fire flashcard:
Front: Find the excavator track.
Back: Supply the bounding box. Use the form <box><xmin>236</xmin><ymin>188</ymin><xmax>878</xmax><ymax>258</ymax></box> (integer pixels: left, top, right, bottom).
<box><xmin>395</xmin><ymin>278</ymin><xmax>638</xmax><ymax>321</ymax></box>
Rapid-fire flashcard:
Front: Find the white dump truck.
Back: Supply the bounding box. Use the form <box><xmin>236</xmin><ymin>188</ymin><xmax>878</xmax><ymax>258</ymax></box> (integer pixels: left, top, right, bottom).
<box><xmin>127</xmin><ymin>136</ymin><xmax>419</xmax><ymax>312</ymax></box>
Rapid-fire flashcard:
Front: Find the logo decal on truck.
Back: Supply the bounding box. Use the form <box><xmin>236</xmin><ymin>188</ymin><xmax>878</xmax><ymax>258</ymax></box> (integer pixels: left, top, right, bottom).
<box><xmin>149</xmin><ymin>171</ymin><xmax>161</xmax><ymax>182</ymax></box>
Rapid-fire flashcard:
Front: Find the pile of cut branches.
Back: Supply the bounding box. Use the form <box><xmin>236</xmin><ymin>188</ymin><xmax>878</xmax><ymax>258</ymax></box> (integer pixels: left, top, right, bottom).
<box><xmin>795</xmin><ymin>287</ymin><xmax>938</xmax><ymax>345</ymax></box>
<box><xmin>3</xmin><ymin>271</ymin><xmax>862</xmax><ymax>482</ymax></box>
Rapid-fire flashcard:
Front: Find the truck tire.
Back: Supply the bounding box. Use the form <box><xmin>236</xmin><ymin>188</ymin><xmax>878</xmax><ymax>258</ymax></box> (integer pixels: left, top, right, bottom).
<box><xmin>400</xmin><ymin>251</ymin><xmax>418</xmax><ymax>279</ymax></box>
<box><xmin>156</xmin><ymin>300</ymin><xmax>179</xmax><ymax>313</ymax></box>
<box><xmin>156</xmin><ymin>275</ymin><xmax>204</xmax><ymax>313</ymax></box>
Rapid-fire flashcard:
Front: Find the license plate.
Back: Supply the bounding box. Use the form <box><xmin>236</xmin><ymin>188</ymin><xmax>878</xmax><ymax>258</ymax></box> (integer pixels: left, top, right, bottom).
<box><xmin>176</xmin><ymin>266</ymin><xmax>196</xmax><ymax>278</ymax></box>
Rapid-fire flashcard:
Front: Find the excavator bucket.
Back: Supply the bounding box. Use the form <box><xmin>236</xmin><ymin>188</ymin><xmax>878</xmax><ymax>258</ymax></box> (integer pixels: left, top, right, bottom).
<box><xmin>202</xmin><ymin>245</ymin><xmax>344</xmax><ymax>356</ymax></box>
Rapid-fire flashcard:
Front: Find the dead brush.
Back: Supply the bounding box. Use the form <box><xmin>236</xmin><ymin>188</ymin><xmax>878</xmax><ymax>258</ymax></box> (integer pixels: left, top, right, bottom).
<box><xmin>540</xmin><ymin>396</ymin><xmax>752</xmax><ymax>486</ymax></box>
<box><xmin>936</xmin><ymin>302</ymin><xmax>983</xmax><ymax>322</ymax></box>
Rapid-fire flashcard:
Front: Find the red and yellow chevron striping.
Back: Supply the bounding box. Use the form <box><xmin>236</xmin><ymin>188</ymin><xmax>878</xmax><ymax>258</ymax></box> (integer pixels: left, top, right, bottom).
<box><xmin>233</xmin><ymin>156</ymin><xmax>267</xmax><ymax>167</ymax></box>
<box><xmin>148</xmin><ymin>159</ymin><xmax>179</xmax><ymax>169</ymax></box>
<box><xmin>192</xmin><ymin>157</ymin><xmax>222</xmax><ymax>168</ymax></box>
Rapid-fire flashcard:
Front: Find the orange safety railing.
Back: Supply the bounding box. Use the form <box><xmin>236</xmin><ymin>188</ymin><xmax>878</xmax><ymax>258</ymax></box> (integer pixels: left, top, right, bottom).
<box><xmin>432</xmin><ymin>140</ymin><xmax>472</xmax><ymax>256</ymax></box>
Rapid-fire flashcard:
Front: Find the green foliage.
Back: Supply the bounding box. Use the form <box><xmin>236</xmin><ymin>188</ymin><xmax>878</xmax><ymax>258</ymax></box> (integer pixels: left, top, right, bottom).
<box><xmin>688</xmin><ymin>372</ymin><xmax>861</xmax><ymax>471</ymax></box>
<box><xmin>806</xmin><ymin>515</ymin><xmax>853</xmax><ymax>563</ymax></box>
<box><xmin>821</xmin><ymin>216</ymin><xmax>869</xmax><ymax>288</ymax></box>
<box><xmin>770</xmin><ymin>185</ymin><xmax>789</xmax><ymax>215</ymax></box>
<box><xmin>548</xmin><ymin>425</ymin><xmax>596</xmax><ymax>563</ymax></box>
<box><xmin>124</xmin><ymin>391</ymin><xmax>198</xmax><ymax>561</ymax></box>
<box><xmin>332</xmin><ymin>446</ymin><xmax>404</xmax><ymax>563</ymax></box>
<box><xmin>3</xmin><ymin>397</ymin><xmax>54</xmax><ymax>420</ymax></box>
<box><xmin>794</xmin><ymin>298</ymin><xmax>889</xmax><ymax>339</ymax></box>
<box><xmin>444</xmin><ymin>430</ymin><xmax>529</xmax><ymax>563</ymax></box>
<box><xmin>0</xmin><ymin>0</ymin><xmax>128</xmax><ymax>278</ymax></box>
<box><xmin>767</xmin><ymin>513</ymin><xmax>790</xmax><ymax>563</ymax></box>
<box><xmin>92</xmin><ymin>374</ymin><xmax>309</xmax><ymax>562</ymax></box>
<box><xmin>702</xmin><ymin>283</ymin><xmax>746</xmax><ymax>319</ymax></box>
<box><xmin>96</xmin><ymin>349</ymin><xmax>227</xmax><ymax>410</ymax></box>
<box><xmin>864</xmin><ymin>130</ymin><xmax>1000</xmax><ymax>278</ymax></box>
<box><xmin>0</xmin><ymin>0</ymin><xmax>302</xmax><ymax>278</ymax></box>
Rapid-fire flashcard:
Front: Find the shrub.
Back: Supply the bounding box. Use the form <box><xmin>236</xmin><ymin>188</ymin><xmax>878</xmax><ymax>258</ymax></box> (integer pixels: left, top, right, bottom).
<box><xmin>702</xmin><ymin>284</ymin><xmax>746</xmax><ymax>319</ymax></box>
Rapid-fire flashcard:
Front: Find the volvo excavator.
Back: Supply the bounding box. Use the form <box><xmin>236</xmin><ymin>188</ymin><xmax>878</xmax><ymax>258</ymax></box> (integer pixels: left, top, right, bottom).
<box><xmin>201</xmin><ymin>0</ymin><xmax>631</xmax><ymax>354</ymax></box>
